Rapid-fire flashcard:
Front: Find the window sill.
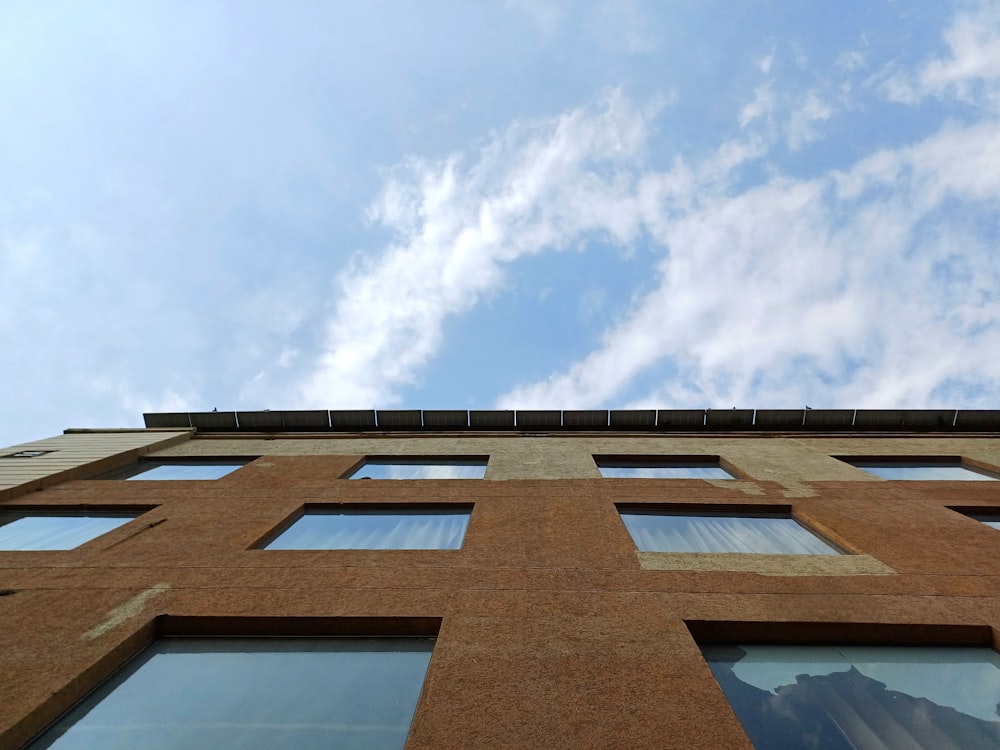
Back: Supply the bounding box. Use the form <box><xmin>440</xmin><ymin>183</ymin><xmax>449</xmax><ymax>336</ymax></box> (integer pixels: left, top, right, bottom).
<box><xmin>636</xmin><ymin>551</ymin><xmax>894</xmax><ymax>576</ymax></box>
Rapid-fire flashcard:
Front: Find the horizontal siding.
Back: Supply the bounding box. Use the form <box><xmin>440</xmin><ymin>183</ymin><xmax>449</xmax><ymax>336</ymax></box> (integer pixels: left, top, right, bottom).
<box><xmin>0</xmin><ymin>431</ymin><xmax>191</xmax><ymax>500</ymax></box>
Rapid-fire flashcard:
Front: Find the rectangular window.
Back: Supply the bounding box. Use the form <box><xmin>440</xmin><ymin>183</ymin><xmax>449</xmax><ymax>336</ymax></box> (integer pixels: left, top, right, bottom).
<box><xmin>840</xmin><ymin>457</ymin><xmax>998</xmax><ymax>481</ymax></box>
<box><xmin>619</xmin><ymin>509</ymin><xmax>841</xmax><ymax>554</ymax></box>
<box><xmin>103</xmin><ymin>460</ymin><xmax>249</xmax><ymax>481</ymax></box>
<box><xmin>0</xmin><ymin>511</ymin><xmax>141</xmax><ymax>550</ymax></box>
<box><xmin>595</xmin><ymin>457</ymin><xmax>734</xmax><ymax>479</ymax></box>
<box><xmin>348</xmin><ymin>459</ymin><xmax>487</xmax><ymax>480</ymax></box>
<box><xmin>702</xmin><ymin>644</ymin><xmax>1000</xmax><ymax>748</ymax></box>
<box><xmin>264</xmin><ymin>508</ymin><xmax>472</xmax><ymax>550</ymax></box>
<box><xmin>27</xmin><ymin>637</ymin><xmax>434</xmax><ymax>749</ymax></box>
<box><xmin>1</xmin><ymin>449</ymin><xmax>54</xmax><ymax>458</ymax></box>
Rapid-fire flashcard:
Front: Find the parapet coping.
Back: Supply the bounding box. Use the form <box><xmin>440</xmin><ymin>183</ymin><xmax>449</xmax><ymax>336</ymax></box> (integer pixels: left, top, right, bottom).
<box><xmin>139</xmin><ymin>408</ymin><xmax>1000</xmax><ymax>434</ymax></box>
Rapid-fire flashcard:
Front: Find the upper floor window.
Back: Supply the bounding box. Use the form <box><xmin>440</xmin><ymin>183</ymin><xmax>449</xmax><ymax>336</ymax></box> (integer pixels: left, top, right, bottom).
<box><xmin>842</xmin><ymin>458</ymin><xmax>998</xmax><ymax>481</ymax></box>
<box><xmin>347</xmin><ymin>458</ymin><xmax>487</xmax><ymax>480</ymax></box>
<box><xmin>702</xmin><ymin>644</ymin><xmax>1000</xmax><ymax>748</ymax></box>
<box><xmin>619</xmin><ymin>508</ymin><xmax>841</xmax><ymax>555</ymax></box>
<box><xmin>596</xmin><ymin>456</ymin><xmax>734</xmax><ymax>479</ymax></box>
<box><xmin>103</xmin><ymin>460</ymin><xmax>250</xmax><ymax>481</ymax></box>
<box><xmin>25</xmin><ymin>637</ymin><xmax>435</xmax><ymax>749</ymax></box>
<box><xmin>263</xmin><ymin>507</ymin><xmax>472</xmax><ymax>550</ymax></box>
<box><xmin>0</xmin><ymin>510</ymin><xmax>142</xmax><ymax>550</ymax></box>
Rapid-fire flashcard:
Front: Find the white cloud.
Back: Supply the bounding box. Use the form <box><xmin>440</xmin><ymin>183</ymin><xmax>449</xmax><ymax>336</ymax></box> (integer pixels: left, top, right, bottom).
<box><xmin>739</xmin><ymin>84</ymin><xmax>776</xmax><ymax>128</ymax></box>
<box><xmin>837</xmin><ymin>49</ymin><xmax>866</xmax><ymax>73</ymax></box>
<box><xmin>785</xmin><ymin>91</ymin><xmax>834</xmax><ymax>151</ymax></box>
<box><xmin>297</xmin><ymin>91</ymin><xmax>655</xmax><ymax>406</ymax></box>
<box><xmin>756</xmin><ymin>52</ymin><xmax>775</xmax><ymax>74</ymax></box>
<box><xmin>285</xmin><ymin>2</ymin><xmax>1000</xmax><ymax>415</ymax></box>
<box><xmin>498</xmin><ymin>116</ymin><xmax>1000</xmax><ymax>410</ymax></box>
<box><xmin>920</xmin><ymin>1</ymin><xmax>1000</xmax><ymax>98</ymax></box>
<box><xmin>876</xmin><ymin>1</ymin><xmax>1000</xmax><ymax>107</ymax></box>
<box><xmin>739</xmin><ymin>82</ymin><xmax>838</xmax><ymax>153</ymax></box>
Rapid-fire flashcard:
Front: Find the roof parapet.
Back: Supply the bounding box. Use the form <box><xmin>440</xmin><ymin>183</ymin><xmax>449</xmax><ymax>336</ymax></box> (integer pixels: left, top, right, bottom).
<box><xmin>141</xmin><ymin>408</ymin><xmax>1000</xmax><ymax>434</ymax></box>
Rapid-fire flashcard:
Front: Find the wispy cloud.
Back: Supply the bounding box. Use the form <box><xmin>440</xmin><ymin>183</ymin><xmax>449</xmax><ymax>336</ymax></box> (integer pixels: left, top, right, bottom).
<box><xmin>876</xmin><ymin>1</ymin><xmax>1000</xmax><ymax>107</ymax></box>
<box><xmin>785</xmin><ymin>92</ymin><xmax>834</xmax><ymax>151</ymax></box>
<box><xmin>739</xmin><ymin>84</ymin><xmax>776</xmax><ymax>129</ymax></box>
<box><xmin>490</xmin><ymin>5</ymin><xmax>1000</xmax><ymax>410</ymax></box>
<box><xmin>297</xmin><ymin>91</ymin><xmax>657</xmax><ymax>406</ymax></box>
<box><xmin>498</xmin><ymin>109</ymin><xmax>1000</xmax><ymax>410</ymax></box>
<box><xmin>920</xmin><ymin>0</ymin><xmax>1000</xmax><ymax>103</ymax></box>
<box><xmin>4</xmin><ymin>1</ymin><xmax>997</xmax><ymax>447</ymax></box>
<box><xmin>295</xmin><ymin>2</ymin><xmax>1000</xmax><ymax>413</ymax></box>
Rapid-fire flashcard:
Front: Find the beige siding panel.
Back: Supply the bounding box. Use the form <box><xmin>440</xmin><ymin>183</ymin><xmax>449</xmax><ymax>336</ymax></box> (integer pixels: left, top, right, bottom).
<box><xmin>0</xmin><ymin>431</ymin><xmax>191</xmax><ymax>501</ymax></box>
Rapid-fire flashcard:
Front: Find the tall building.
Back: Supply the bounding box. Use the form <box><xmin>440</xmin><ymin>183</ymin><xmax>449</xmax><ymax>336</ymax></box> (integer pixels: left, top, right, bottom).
<box><xmin>2</xmin><ymin>408</ymin><xmax>1000</xmax><ymax>748</ymax></box>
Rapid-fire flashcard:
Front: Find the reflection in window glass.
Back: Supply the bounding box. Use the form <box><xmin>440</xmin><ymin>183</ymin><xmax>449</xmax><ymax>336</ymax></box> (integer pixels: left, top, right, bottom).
<box><xmin>28</xmin><ymin>637</ymin><xmax>435</xmax><ymax>750</ymax></box>
<box><xmin>848</xmin><ymin>462</ymin><xmax>998</xmax><ymax>481</ymax></box>
<box><xmin>348</xmin><ymin>460</ymin><xmax>486</xmax><ymax>480</ymax></box>
<box><xmin>597</xmin><ymin>461</ymin><xmax>733</xmax><ymax>479</ymax></box>
<box><xmin>127</xmin><ymin>462</ymin><xmax>246</xmax><ymax>480</ymax></box>
<box><xmin>0</xmin><ymin>512</ymin><xmax>139</xmax><ymax>550</ymax></box>
<box><xmin>620</xmin><ymin>511</ymin><xmax>841</xmax><ymax>554</ymax></box>
<box><xmin>265</xmin><ymin>509</ymin><xmax>472</xmax><ymax>550</ymax></box>
<box><xmin>703</xmin><ymin>644</ymin><xmax>1000</xmax><ymax>749</ymax></box>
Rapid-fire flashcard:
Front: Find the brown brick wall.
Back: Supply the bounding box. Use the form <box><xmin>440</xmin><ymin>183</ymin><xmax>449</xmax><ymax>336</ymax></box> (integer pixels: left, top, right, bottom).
<box><xmin>1</xmin><ymin>434</ymin><xmax>1000</xmax><ymax>748</ymax></box>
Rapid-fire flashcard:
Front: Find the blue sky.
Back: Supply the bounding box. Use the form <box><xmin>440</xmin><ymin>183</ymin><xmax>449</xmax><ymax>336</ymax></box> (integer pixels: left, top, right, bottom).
<box><xmin>2</xmin><ymin>0</ymin><xmax>1000</xmax><ymax>446</ymax></box>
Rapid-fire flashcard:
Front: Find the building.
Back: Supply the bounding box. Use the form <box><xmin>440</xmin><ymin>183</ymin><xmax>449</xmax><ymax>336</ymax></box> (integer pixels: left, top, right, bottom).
<box><xmin>2</xmin><ymin>407</ymin><xmax>1000</xmax><ymax>748</ymax></box>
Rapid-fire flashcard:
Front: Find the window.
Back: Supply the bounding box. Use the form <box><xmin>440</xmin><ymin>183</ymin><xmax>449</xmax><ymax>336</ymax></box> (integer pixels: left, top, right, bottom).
<box><xmin>841</xmin><ymin>458</ymin><xmax>998</xmax><ymax>481</ymax></box>
<box><xmin>107</xmin><ymin>460</ymin><xmax>249</xmax><ymax>481</ymax></box>
<box><xmin>0</xmin><ymin>511</ymin><xmax>141</xmax><ymax>550</ymax></box>
<box><xmin>619</xmin><ymin>509</ymin><xmax>841</xmax><ymax>554</ymax></box>
<box><xmin>966</xmin><ymin>513</ymin><xmax>1000</xmax><ymax>532</ymax></box>
<box><xmin>595</xmin><ymin>457</ymin><xmax>734</xmax><ymax>479</ymax></box>
<box><xmin>264</xmin><ymin>508</ymin><xmax>472</xmax><ymax>550</ymax></box>
<box><xmin>1</xmin><ymin>449</ymin><xmax>54</xmax><ymax>458</ymax></box>
<box><xmin>347</xmin><ymin>458</ymin><xmax>487</xmax><ymax>480</ymax></box>
<box><xmin>702</xmin><ymin>644</ymin><xmax>1000</xmax><ymax>749</ymax></box>
<box><xmin>27</xmin><ymin>637</ymin><xmax>434</xmax><ymax>749</ymax></box>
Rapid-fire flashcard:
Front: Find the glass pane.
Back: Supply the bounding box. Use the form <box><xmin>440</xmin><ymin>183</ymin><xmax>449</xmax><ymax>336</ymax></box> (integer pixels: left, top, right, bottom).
<box><xmin>0</xmin><ymin>514</ymin><xmax>137</xmax><ymax>550</ymax></box>
<box><xmin>29</xmin><ymin>637</ymin><xmax>435</xmax><ymax>750</ymax></box>
<box><xmin>620</xmin><ymin>512</ymin><xmax>840</xmax><ymax>554</ymax></box>
<box><xmin>348</xmin><ymin>460</ymin><xmax>486</xmax><ymax>480</ymax></box>
<box><xmin>851</xmin><ymin>463</ymin><xmax>997</xmax><ymax>480</ymax></box>
<box><xmin>127</xmin><ymin>463</ymin><xmax>245</xmax><ymax>480</ymax></box>
<box><xmin>265</xmin><ymin>509</ymin><xmax>471</xmax><ymax>550</ymax></box>
<box><xmin>703</xmin><ymin>644</ymin><xmax>1000</xmax><ymax>749</ymax></box>
<box><xmin>597</xmin><ymin>463</ymin><xmax>733</xmax><ymax>479</ymax></box>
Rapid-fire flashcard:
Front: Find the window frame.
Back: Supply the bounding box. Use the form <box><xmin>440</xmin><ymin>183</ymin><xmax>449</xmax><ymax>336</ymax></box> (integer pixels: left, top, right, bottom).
<box><xmin>97</xmin><ymin>458</ymin><xmax>255</xmax><ymax>481</ymax></box>
<box><xmin>594</xmin><ymin>454</ymin><xmax>740</xmax><ymax>480</ymax></box>
<box><xmin>24</xmin><ymin>615</ymin><xmax>442</xmax><ymax>750</ymax></box>
<box><xmin>692</xmin><ymin>620</ymin><xmax>1000</xmax><ymax>750</ymax></box>
<box><xmin>0</xmin><ymin>506</ymin><xmax>153</xmax><ymax>551</ymax></box>
<box><xmin>254</xmin><ymin>503</ymin><xmax>476</xmax><ymax>551</ymax></box>
<box><xmin>836</xmin><ymin>455</ymin><xmax>1000</xmax><ymax>480</ymax></box>
<box><xmin>1</xmin><ymin>449</ymin><xmax>55</xmax><ymax>458</ymax></box>
<box><xmin>344</xmin><ymin>456</ymin><xmax>489</xmax><ymax>480</ymax></box>
<box><xmin>616</xmin><ymin>503</ymin><xmax>847</xmax><ymax>555</ymax></box>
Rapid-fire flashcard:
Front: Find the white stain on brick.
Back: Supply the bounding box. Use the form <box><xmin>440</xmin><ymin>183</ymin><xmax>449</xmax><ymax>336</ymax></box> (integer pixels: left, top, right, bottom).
<box><xmin>82</xmin><ymin>583</ymin><xmax>170</xmax><ymax>640</ymax></box>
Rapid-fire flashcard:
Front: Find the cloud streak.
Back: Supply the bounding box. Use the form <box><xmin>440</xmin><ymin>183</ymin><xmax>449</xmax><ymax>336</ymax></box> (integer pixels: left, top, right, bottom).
<box><xmin>298</xmin><ymin>92</ymin><xmax>655</xmax><ymax>406</ymax></box>
<box><xmin>500</xmin><ymin>118</ymin><xmax>1000</xmax><ymax>410</ymax></box>
<box><xmin>295</xmin><ymin>2</ymin><xmax>1000</xmax><ymax>413</ymax></box>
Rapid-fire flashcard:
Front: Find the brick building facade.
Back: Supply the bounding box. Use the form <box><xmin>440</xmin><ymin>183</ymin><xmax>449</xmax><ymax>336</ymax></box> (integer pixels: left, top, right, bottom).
<box><xmin>2</xmin><ymin>408</ymin><xmax>1000</xmax><ymax>748</ymax></box>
